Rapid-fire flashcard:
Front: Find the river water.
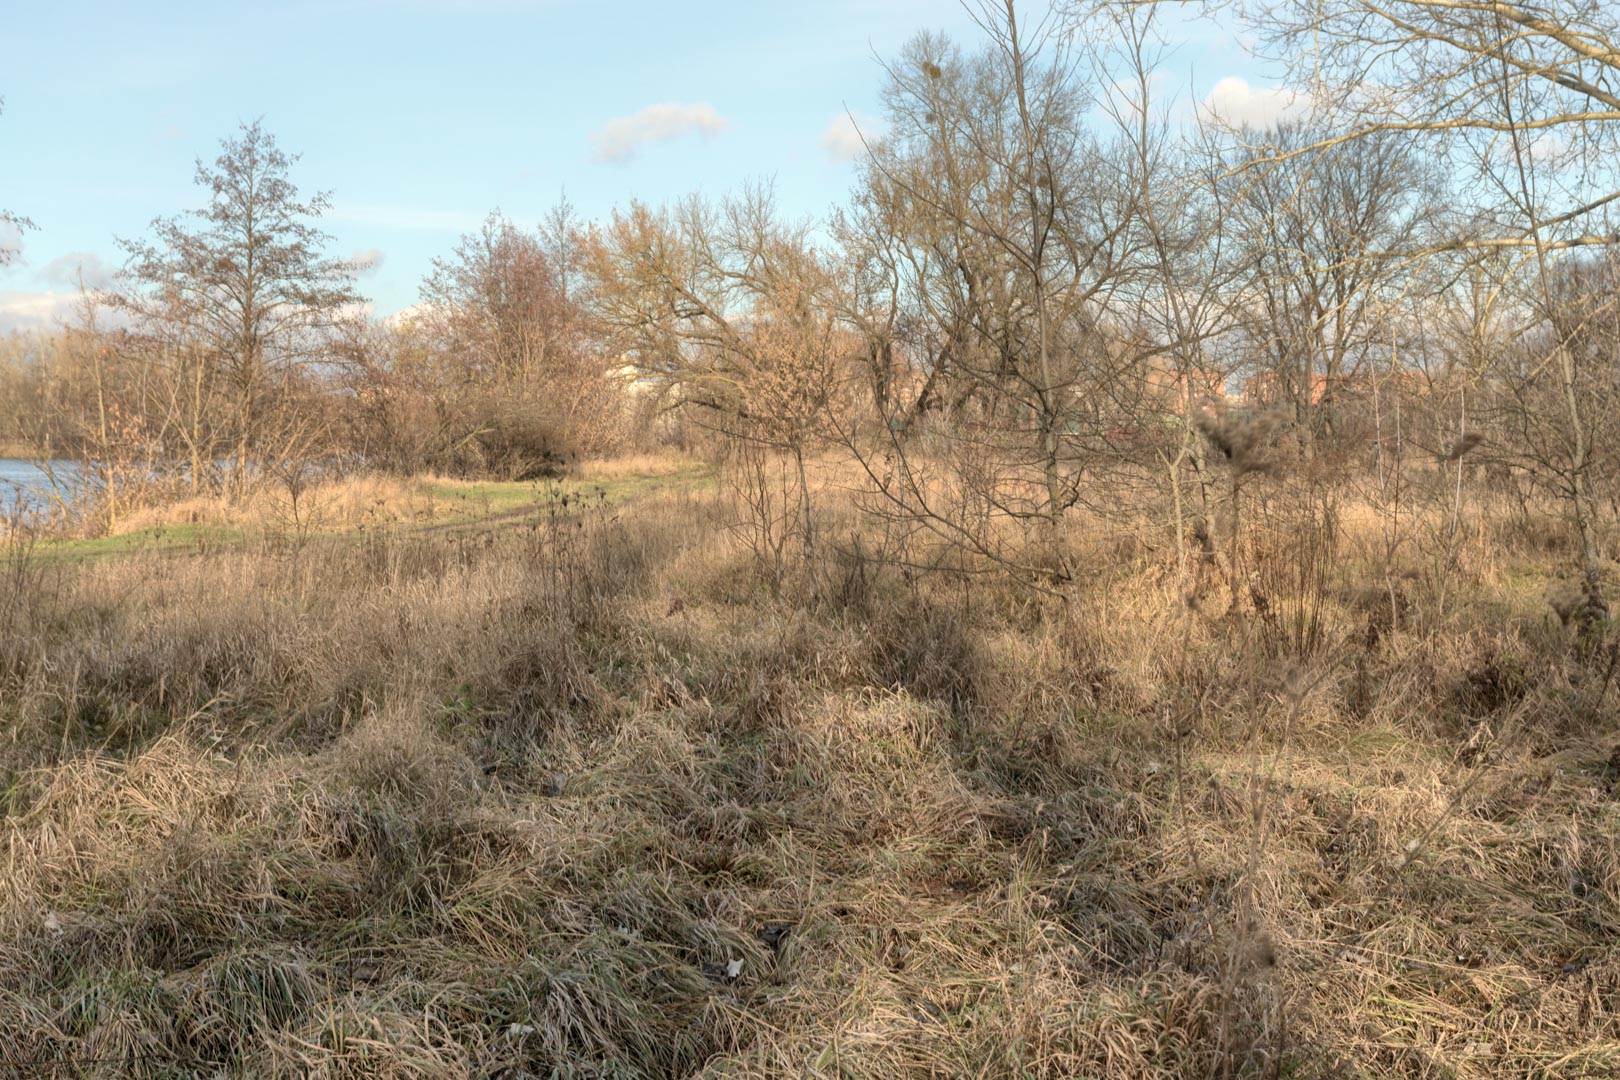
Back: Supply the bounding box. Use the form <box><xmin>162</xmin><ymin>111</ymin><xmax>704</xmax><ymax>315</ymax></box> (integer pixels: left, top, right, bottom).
<box><xmin>0</xmin><ymin>458</ymin><xmax>82</xmax><ymax>516</ymax></box>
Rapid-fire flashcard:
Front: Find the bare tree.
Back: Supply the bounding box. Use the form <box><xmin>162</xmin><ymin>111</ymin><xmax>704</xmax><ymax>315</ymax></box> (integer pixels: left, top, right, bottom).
<box><xmin>833</xmin><ymin>3</ymin><xmax>1160</xmax><ymax>585</ymax></box>
<box><xmin>112</xmin><ymin>120</ymin><xmax>361</xmax><ymax>498</ymax></box>
<box><xmin>415</xmin><ymin>208</ymin><xmax>619</xmax><ymax>475</ymax></box>
<box><xmin>1221</xmin><ymin>122</ymin><xmax>1437</xmax><ymax>462</ymax></box>
<box><xmin>1085</xmin><ymin>4</ymin><xmax>1247</xmax><ymax>586</ymax></box>
<box><xmin>584</xmin><ymin>185</ymin><xmax>847</xmax><ymax>574</ymax></box>
<box><xmin>1221</xmin><ymin>0</ymin><xmax>1620</xmax><ymax>622</ymax></box>
<box><xmin>422</xmin><ymin>212</ymin><xmax>566</xmax><ymax>396</ymax></box>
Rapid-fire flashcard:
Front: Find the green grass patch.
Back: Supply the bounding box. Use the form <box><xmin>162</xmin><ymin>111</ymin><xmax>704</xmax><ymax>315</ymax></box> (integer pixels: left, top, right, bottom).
<box><xmin>423</xmin><ymin>462</ymin><xmax>714</xmax><ymax>519</ymax></box>
<box><xmin>31</xmin><ymin>522</ymin><xmax>244</xmax><ymax>562</ymax></box>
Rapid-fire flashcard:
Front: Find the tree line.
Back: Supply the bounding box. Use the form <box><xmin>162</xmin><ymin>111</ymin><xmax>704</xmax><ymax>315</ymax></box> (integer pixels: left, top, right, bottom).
<box><xmin>2</xmin><ymin>0</ymin><xmax>1618</xmax><ymax>622</ymax></box>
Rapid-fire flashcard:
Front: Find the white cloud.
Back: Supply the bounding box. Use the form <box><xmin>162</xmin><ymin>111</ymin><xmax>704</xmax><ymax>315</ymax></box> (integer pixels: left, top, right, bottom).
<box><xmin>336</xmin><ymin>300</ymin><xmax>378</xmax><ymax>323</ymax></box>
<box><xmin>0</xmin><ymin>290</ymin><xmax>76</xmax><ymax>332</ymax></box>
<box><xmin>1199</xmin><ymin>77</ymin><xmax>1308</xmax><ymax>130</ymax></box>
<box><xmin>819</xmin><ymin>111</ymin><xmax>884</xmax><ymax>163</ymax></box>
<box><xmin>0</xmin><ymin>287</ymin><xmax>132</xmax><ymax>333</ymax></box>
<box><xmin>383</xmin><ymin>302</ymin><xmax>436</xmax><ymax>330</ymax></box>
<box><xmin>348</xmin><ymin>248</ymin><xmax>385</xmax><ymax>276</ymax></box>
<box><xmin>588</xmin><ymin>102</ymin><xmax>730</xmax><ymax>164</ymax></box>
<box><xmin>41</xmin><ymin>252</ymin><xmax>116</xmax><ymax>290</ymax></box>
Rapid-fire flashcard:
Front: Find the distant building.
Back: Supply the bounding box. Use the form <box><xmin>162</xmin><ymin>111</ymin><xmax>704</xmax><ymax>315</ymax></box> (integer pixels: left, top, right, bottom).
<box><xmin>1240</xmin><ymin>370</ymin><xmax>1320</xmax><ymax>404</ymax></box>
<box><xmin>1143</xmin><ymin>361</ymin><xmax>1228</xmax><ymax>415</ymax></box>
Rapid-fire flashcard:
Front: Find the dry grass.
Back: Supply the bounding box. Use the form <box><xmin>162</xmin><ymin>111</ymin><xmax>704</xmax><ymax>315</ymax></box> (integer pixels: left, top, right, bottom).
<box><xmin>0</xmin><ymin>461</ymin><xmax>1617</xmax><ymax>1077</ymax></box>
<box><xmin>58</xmin><ymin>457</ymin><xmax>710</xmax><ymax>548</ymax></box>
<box><xmin>106</xmin><ymin>473</ymin><xmax>437</xmax><ymax>537</ymax></box>
<box><xmin>577</xmin><ymin>452</ymin><xmax>707</xmax><ymax>482</ymax></box>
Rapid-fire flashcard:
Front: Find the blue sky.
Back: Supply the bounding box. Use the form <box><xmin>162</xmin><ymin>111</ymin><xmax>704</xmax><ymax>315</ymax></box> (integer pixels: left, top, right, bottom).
<box><xmin>0</xmin><ymin>0</ymin><xmax>1277</xmax><ymax>328</ymax></box>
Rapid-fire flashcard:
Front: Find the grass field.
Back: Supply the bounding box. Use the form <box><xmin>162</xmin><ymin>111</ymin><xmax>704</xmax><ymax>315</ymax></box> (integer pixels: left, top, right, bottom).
<box><xmin>0</xmin><ymin>457</ymin><xmax>1617</xmax><ymax>1077</ymax></box>
<box><xmin>21</xmin><ymin>457</ymin><xmax>716</xmax><ymax>563</ymax></box>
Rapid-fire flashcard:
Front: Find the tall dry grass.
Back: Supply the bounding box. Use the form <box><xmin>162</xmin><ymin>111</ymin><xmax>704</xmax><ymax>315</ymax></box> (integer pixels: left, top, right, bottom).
<box><xmin>0</xmin><ymin>462</ymin><xmax>1615</xmax><ymax>1077</ymax></box>
<box><xmin>102</xmin><ymin>473</ymin><xmax>439</xmax><ymax>537</ymax></box>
